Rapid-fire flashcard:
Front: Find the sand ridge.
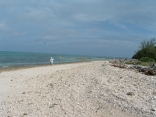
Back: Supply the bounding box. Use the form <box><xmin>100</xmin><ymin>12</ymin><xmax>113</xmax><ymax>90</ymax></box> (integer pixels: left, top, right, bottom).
<box><xmin>0</xmin><ymin>61</ymin><xmax>155</xmax><ymax>117</ymax></box>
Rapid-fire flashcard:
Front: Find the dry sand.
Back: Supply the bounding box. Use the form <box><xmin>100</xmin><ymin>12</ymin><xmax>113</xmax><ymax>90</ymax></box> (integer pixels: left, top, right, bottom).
<box><xmin>0</xmin><ymin>61</ymin><xmax>155</xmax><ymax>117</ymax></box>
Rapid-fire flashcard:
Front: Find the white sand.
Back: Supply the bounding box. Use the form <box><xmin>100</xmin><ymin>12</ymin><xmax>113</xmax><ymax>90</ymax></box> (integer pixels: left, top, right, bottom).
<box><xmin>0</xmin><ymin>61</ymin><xmax>155</xmax><ymax>117</ymax></box>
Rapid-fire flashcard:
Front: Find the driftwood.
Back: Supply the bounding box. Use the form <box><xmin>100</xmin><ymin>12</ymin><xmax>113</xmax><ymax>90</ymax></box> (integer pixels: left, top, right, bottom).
<box><xmin>109</xmin><ymin>59</ymin><xmax>127</xmax><ymax>68</ymax></box>
<box><xmin>109</xmin><ymin>59</ymin><xmax>156</xmax><ymax>76</ymax></box>
<box><xmin>145</xmin><ymin>70</ymin><xmax>155</xmax><ymax>75</ymax></box>
<box><xmin>111</xmin><ymin>64</ymin><xmax>126</xmax><ymax>68</ymax></box>
<box><xmin>137</xmin><ymin>62</ymin><xmax>156</xmax><ymax>75</ymax></box>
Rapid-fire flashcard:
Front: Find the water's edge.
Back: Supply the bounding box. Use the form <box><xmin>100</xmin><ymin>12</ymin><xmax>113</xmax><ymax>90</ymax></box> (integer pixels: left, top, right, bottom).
<box><xmin>0</xmin><ymin>51</ymin><xmax>113</xmax><ymax>68</ymax></box>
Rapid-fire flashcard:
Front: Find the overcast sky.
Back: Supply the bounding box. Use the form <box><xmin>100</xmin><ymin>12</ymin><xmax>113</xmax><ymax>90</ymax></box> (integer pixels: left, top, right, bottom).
<box><xmin>0</xmin><ymin>0</ymin><xmax>156</xmax><ymax>58</ymax></box>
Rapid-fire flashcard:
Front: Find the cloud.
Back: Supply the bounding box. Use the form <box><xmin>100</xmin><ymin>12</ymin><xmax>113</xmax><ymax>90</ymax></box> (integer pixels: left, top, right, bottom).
<box><xmin>0</xmin><ymin>21</ymin><xmax>26</xmax><ymax>38</ymax></box>
<box><xmin>0</xmin><ymin>22</ymin><xmax>12</xmax><ymax>34</ymax></box>
<box><xmin>0</xmin><ymin>0</ymin><xmax>156</xmax><ymax>57</ymax></box>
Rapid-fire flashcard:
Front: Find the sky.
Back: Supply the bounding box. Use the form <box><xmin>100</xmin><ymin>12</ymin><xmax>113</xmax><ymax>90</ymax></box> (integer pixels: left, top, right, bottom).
<box><xmin>0</xmin><ymin>0</ymin><xmax>156</xmax><ymax>58</ymax></box>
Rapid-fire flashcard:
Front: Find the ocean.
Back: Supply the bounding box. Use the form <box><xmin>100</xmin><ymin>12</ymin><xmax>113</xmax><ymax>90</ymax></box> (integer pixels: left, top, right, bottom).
<box><xmin>0</xmin><ymin>51</ymin><xmax>111</xmax><ymax>68</ymax></box>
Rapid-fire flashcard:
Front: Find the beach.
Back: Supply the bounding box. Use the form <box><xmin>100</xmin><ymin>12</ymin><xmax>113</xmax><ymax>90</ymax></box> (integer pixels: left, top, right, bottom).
<box><xmin>0</xmin><ymin>61</ymin><xmax>155</xmax><ymax>117</ymax></box>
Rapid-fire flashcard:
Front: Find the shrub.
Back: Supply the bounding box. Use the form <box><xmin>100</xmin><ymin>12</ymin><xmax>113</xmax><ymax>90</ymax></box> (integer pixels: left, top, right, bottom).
<box><xmin>140</xmin><ymin>57</ymin><xmax>155</xmax><ymax>62</ymax></box>
<box><xmin>132</xmin><ymin>38</ymin><xmax>156</xmax><ymax>61</ymax></box>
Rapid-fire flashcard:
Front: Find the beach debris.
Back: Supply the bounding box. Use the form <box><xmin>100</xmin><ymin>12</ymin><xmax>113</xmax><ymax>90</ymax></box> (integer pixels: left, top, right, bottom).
<box><xmin>109</xmin><ymin>59</ymin><xmax>156</xmax><ymax>76</ymax></box>
<box><xmin>145</xmin><ymin>70</ymin><xmax>155</xmax><ymax>75</ymax></box>
<box><xmin>109</xmin><ymin>59</ymin><xmax>127</xmax><ymax>68</ymax></box>
<box><xmin>150</xmin><ymin>62</ymin><xmax>155</xmax><ymax>68</ymax></box>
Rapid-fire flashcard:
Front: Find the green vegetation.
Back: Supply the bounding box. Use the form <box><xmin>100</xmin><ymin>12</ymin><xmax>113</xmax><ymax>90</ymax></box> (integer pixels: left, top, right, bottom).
<box><xmin>140</xmin><ymin>57</ymin><xmax>155</xmax><ymax>62</ymax></box>
<box><xmin>126</xmin><ymin>61</ymin><xmax>141</xmax><ymax>65</ymax></box>
<box><xmin>126</xmin><ymin>61</ymin><xmax>151</xmax><ymax>66</ymax></box>
<box><xmin>132</xmin><ymin>38</ymin><xmax>156</xmax><ymax>61</ymax></box>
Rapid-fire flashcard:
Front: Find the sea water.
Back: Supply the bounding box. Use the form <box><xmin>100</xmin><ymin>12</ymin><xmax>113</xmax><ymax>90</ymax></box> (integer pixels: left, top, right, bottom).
<box><xmin>0</xmin><ymin>51</ymin><xmax>111</xmax><ymax>68</ymax></box>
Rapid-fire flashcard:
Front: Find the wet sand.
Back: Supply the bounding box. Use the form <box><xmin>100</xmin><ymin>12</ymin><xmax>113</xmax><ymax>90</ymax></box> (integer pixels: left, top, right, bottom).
<box><xmin>0</xmin><ymin>61</ymin><xmax>155</xmax><ymax>117</ymax></box>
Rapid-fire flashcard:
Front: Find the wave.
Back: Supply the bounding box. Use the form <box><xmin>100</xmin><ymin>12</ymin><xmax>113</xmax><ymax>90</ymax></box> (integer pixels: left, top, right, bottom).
<box><xmin>2</xmin><ymin>66</ymin><xmax>9</xmax><ymax>68</ymax></box>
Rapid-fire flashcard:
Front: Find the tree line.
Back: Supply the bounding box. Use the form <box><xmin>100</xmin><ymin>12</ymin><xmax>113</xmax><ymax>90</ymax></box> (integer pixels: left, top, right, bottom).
<box><xmin>132</xmin><ymin>38</ymin><xmax>156</xmax><ymax>62</ymax></box>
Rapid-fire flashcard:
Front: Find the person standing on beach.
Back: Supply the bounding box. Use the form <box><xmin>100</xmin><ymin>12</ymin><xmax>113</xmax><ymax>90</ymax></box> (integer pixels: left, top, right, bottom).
<box><xmin>50</xmin><ymin>57</ymin><xmax>54</xmax><ymax>65</ymax></box>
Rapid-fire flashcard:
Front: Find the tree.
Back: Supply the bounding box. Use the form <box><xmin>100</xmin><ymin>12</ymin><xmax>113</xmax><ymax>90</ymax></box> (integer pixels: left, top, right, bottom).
<box><xmin>132</xmin><ymin>38</ymin><xmax>156</xmax><ymax>61</ymax></box>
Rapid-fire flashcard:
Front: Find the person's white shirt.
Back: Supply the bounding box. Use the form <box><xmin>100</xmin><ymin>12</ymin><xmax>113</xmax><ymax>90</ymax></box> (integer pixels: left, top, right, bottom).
<box><xmin>50</xmin><ymin>57</ymin><xmax>54</xmax><ymax>64</ymax></box>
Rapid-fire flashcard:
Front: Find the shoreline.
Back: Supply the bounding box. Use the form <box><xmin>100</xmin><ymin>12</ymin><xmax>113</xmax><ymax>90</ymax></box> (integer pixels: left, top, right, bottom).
<box><xmin>0</xmin><ymin>60</ymin><xmax>94</xmax><ymax>73</ymax></box>
<box><xmin>0</xmin><ymin>61</ymin><xmax>155</xmax><ymax>117</ymax></box>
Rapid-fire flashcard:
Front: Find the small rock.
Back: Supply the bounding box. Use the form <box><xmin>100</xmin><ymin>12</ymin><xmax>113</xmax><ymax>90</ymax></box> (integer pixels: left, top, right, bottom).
<box><xmin>23</xmin><ymin>113</ymin><xmax>27</xmax><ymax>115</ymax></box>
<box><xmin>110</xmin><ymin>110</ymin><xmax>114</xmax><ymax>115</ymax></box>
<box><xmin>153</xmin><ymin>92</ymin><xmax>156</xmax><ymax>96</ymax></box>
<box><xmin>48</xmin><ymin>83</ymin><xmax>53</xmax><ymax>88</ymax></box>
<box><xmin>126</xmin><ymin>92</ymin><xmax>135</xmax><ymax>96</ymax></box>
<box><xmin>150</xmin><ymin>108</ymin><xmax>155</xmax><ymax>112</ymax></box>
<box><xmin>49</xmin><ymin>103</ymin><xmax>58</xmax><ymax>108</ymax></box>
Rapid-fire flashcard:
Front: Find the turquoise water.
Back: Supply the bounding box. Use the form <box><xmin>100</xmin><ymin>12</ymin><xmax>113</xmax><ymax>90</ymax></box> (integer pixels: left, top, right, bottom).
<box><xmin>0</xmin><ymin>51</ymin><xmax>112</xmax><ymax>68</ymax></box>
